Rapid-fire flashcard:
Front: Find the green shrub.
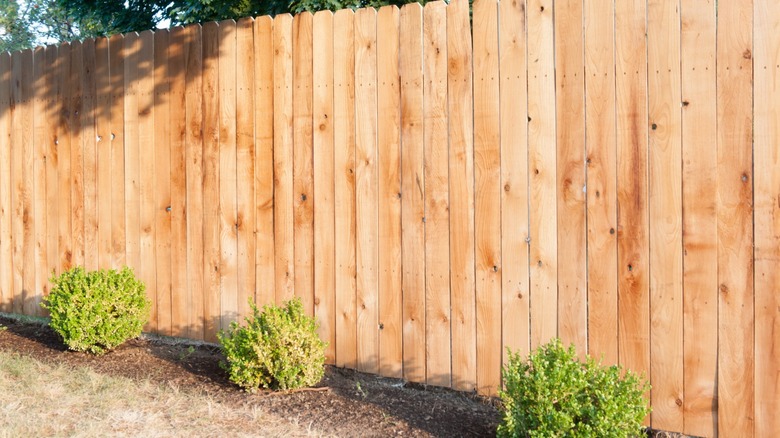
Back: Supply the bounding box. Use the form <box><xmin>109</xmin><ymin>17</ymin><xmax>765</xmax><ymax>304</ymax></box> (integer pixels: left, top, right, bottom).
<box><xmin>498</xmin><ymin>339</ymin><xmax>650</xmax><ymax>438</ymax></box>
<box><xmin>218</xmin><ymin>298</ymin><xmax>326</xmax><ymax>392</ymax></box>
<box><xmin>41</xmin><ymin>267</ymin><xmax>149</xmax><ymax>355</ymax></box>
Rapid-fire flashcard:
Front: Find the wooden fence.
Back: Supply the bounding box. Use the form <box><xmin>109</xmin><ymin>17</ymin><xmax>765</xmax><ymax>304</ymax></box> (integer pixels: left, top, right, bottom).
<box><xmin>0</xmin><ymin>0</ymin><xmax>778</xmax><ymax>435</ymax></box>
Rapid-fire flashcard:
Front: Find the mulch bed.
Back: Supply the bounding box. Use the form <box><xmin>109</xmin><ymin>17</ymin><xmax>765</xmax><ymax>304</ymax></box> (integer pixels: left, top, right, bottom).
<box><xmin>0</xmin><ymin>315</ymin><xmax>689</xmax><ymax>437</ymax></box>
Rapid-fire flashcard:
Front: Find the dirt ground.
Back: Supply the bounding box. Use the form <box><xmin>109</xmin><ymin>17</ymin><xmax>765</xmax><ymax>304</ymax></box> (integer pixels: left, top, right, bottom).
<box><xmin>0</xmin><ymin>315</ymin><xmax>689</xmax><ymax>437</ymax></box>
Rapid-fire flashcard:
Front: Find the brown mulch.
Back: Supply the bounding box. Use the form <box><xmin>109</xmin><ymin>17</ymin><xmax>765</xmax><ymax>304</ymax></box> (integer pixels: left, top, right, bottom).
<box><xmin>0</xmin><ymin>315</ymin><xmax>690</xmax><ymax>437</ymax></box>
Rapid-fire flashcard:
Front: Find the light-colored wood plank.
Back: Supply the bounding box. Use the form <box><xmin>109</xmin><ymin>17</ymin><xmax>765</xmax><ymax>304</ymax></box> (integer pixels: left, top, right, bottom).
<box><xmin>615</xmin><ymin>0</ymin><xmax>650</xmax><ymax>420</ymax></box>
<box><xmin>754</xmin><ymin>0</ymin><xmax>780</xmax><ymax>434</ymax></box>
<box><xmin>398</xmin><ymin>2</ymin><xmax>425</xmax><ymax>384</ymax></box>
<box><xmin>95</xmin><ymin>38</ymin><xmax>111</xmax><ymax>270</ymax></box>
<box><xmin>137</xmin><ymin>30</ymin><xmax>157</xmax><ymax>332</ymax></box>
<box><xmin>185</xmin><ymin>24</ymin><xmax>204</xmax><ymax>340</ymax></box>
<box><xmin>43</xmin><ymin>45</ymin><xmax>59</xmax><ymax>308</ymax></box>
<box><xmin>313</xmin><ymin>10</ymin><xmax>336</xmax><ymax>364</ymax></box>
<box><xmin>218</xmin><ymin>19</ymin><xmax>239</xmax><ymax>331</ymax></box>
<box><xmin>716</xmin><ymin>0</ymin><xmax>754</xmax><ymax>434</ymax></box>
<box><xmin>422</xmin><ymin>0</ymin><xmax>451</xmax><ymax>388</ymax></box>
<box><xmin>124</xmin><ymin>34</ymin><xmax>140</xmax><ymax>284</ymax></box>
<box><xmin>154</xmin><ymin>29</ymin><xmax>172</xmax><ymax>336</ymax></box>
<box><xmin>498</xmin><ymin>0</ymin><xmax>529</xmax><ymax>365</ymax></box>
<box><xmin>81</xmin><ymin>39</ymin><xmax>98</xmax><ymax>273</ymax></box>
<box><xmin>447</xmin><ymin>0</ymin><xmax>477</xmax><ymax>391</ymax></box>
<box><xmin>236</xmin><ymin>18</ymin><xmax>256</xmax><ymax>322</ymax></box>
<box><xmin>584</xmin><ymin>0</ymin><xmax>618</xmax><ymax>366</ymax></box>
<box><xmin>293</xmin><ymin>12</ymin><xmax>314</xmax><ymax>316</ymax></box>
<box><xmin>354</xmin><ymin>6</ymin><xmax>379</xmax><ymax>375</ymax></box>
<box><xmin>273</xmin><ymin>14</ymin><xmax>295</xmax><ymax>305</ymax></box>
<box><xmin>0</xmin><ymin>52</ymin><xmax>12</xmax><ymax>312</ymax></box>
<box><xmin>472</xmin><ymin>0</ymin><xmax>501</xmax><ymax>395</ymax></box>
<box><xmin>169</xmin><ymin>26</ymin><xmax>188</xmax><ymax>337</ymax></box>
<box><xmin>680</xmin><ymin>0</ymin><xmax>717</xmax><ymax>434</ymax></box>
<box><xmin>20</xmin><ymin>48</ymin><xmax>35</xmax><ymax>316</ymax></box>
<box><xmin>201</xmin><ymin>21</ymin><xmax>221</xmax><ymax>342</ymax></box>
<box><xmin>32</xmin><ymin>46</ymin><xmax>48</xmax><ymax>315</ymax></box>
<box><xmin>58</xmin><ymin>42</ymin><xmax>74</xmax><ymax>274</ymax></box>
<box><xmin>554</xmin><ymin>0</ymin><xmax>587</xmax><ymax>356</ymax></box>
<box><xmin>526</xmin><ymin>0</ymin><xmax>558</xmax><ymax>349</ymax></box>
<box><xmin>109</xmin><ymin>34</ymin><xmax>126</xmax><ymax>270</ymax></box>
<box><xmin>333</xmin><ymin>8</ymin><xmax>357</xmax><ymax>369</ymax></box>
<box><xmin>647</xmin><ymin>0</ymin><xmax>684</xmax><ymax>430</ymax></box>
<box><xmin>376</xmin><ymin>5</ymin><xmax>402</xmax><ymax>379</ymax></box>
<box><xmin>10</xmin><ymin>49</ymin><xmax>24</xmax><ymax>314</ymax></box>
<box><xmin>253</xmin><ymin>16</ymin><xmax>274</xmax><ymax>309</ymax></box>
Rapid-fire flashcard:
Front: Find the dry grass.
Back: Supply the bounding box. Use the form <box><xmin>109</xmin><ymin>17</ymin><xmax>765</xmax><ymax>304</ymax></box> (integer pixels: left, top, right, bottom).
<box><xmin>0</xmin><ymin>351</ymin><xmax>315</xmax><ymax>437</ymax></box>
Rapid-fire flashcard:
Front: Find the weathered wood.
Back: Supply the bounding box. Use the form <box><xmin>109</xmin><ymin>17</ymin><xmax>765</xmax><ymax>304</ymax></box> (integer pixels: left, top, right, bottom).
<box><xmin>109</xmin><ymin>35</ymin><xmax>126</xmax><ymax>270</ymax></box>
<box><xmin>95</xmin><ymin>39</ymin><xmax>111</xmax><ymax>271</ymax></box>
<box><xmin>10</xmin><ymin>50</ymin><xmax>24</xmax><ymax>315</ymax></box>
<box><xmin>124</xmin><ymin>35</ymin><xmax>140</xmax><ymax>283</ymax></box>
<box><xmin>333</xmin><ymin>8</ymin><xmax>357</xmax><ymax>370</ymax></box>
<box><xmin>447</xmin><ymin>0</ymin><xmax>477</xmax><ymax>391</ymax></box>
<box><xmin>81</xmin><ymin>39</ymin><xmax>98</xmax><ymax>274</ymax></box>
<box><xmin>58</xmin><ymin>43</ymin><xmax>74</xmax><ymax>275</ymax></box>
<box><xmin>0</xmin><ymin>52</ymin><xmax>11</xmax><ymax>312</ymax></box>
<box><xmin>19</xmin><ymin>49</ymin><xmax>35</xmax><ymax>315</ymax></box>
<box><xmin>154</xmin><ymin>29</ymin><xmax>172</xmax><ymax>336</ymax></box>
<box><xmin>32</xmin><ymin>46</ymin><xmax>48</xmax><ymax>315</ymax></box>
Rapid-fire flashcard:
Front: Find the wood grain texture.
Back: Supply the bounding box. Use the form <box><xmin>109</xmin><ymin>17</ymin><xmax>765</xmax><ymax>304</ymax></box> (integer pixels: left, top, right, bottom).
<box><xmin>32</xmin><ymin>46</ymin><xmax>48</xmax><ymax>315</ymax></box>
<box><xmin>584</xmin><ymin>0</ymin><xmax>618</xmax><ymax>366</ymax></box>
<box><xmin>273</xmin><ymin>14</ymin><xmax>295</xmax><ymax>305</ymax></box>
<box><xmin>58</xmin><ymin>43</ymin><xmax>74</xmax><ymax>275</ymax></box>
<box><xmin>109</xmin><ymin>35</ymin><xmax>126</xmax><ymax>270</ymax></box>
<box><xmin>0</xmin><ymin>52</ymin><xmax>11</xmax><ymax>312</ymax></box>
<box><xmin>716</xmin><ymin>0</ymin><xmax>754</xmax><ymax>434</ymax></box>
<box><xmin>44</xmin><ymin>45</ymin><xmax>59</xmax><ymax>305</ymax></box>
<box><xmin>376</xmin><ymin>5</ymin><xmax>402</xmax><ymax>379</ymax></box>
<box><xmin>218</xmin><ymin>20</ymin><xmax>238</xmax><ymax>331</ymax></box>
<box><xmin>123</xmin><ymin>35</ymin><xmax>140</xmax><ymax>284</ymax></box>
<box><xmin>422</xmin><ymin>1</ymin><xmax>451</xmax><ymax>388</ymax></box>
<box><xmin>354</xmin><ymin>6</ymin><xmax>379</xmax><ymax>375</ymax></box>
<box><xmin>10</xmin><ymin>49</ymin><xmax>24</xmax><ymax>314</ymax></box>
<box><xmin>313</xmin><ymin>10</ymin><xmax>336</xmax><ymax>364</ymax></box>
<box><xmin>615</xmin><ymin>0</ymin><xmax>650</xmax><ymax>403</ymax></box>
<box><xmin>399</xmin><ymin>2</ymin><xmax>425</xmax><ymax>384</ymax></box>
<box><xmin>154</xmin><ymin>30</ymin><xmax>172</xmax><ymax>336</ymax></box>
<box><xmin>184</xmin><ymin>24</ymin><xmax>204</xmax><ymax>340</ymax></box>
<box><xmin>20</xmin><ymin>49</ymin><xmax>35</xmax><ymax>315</ymax></box>
<box><xmin>236</xmin><ymin>18</ymin><xmax>256</xmax><ymax>322</ymax></box>
<box><xmin>447</xmin><ymin>0</ymin><xmax>477</xmax><ymax>391</ymax></box>
<box><xmin>253</xmin><ymin>16</ymin><xmax>275</xmax><ymax>310</ymax></box>
<box><xmin>680</xmin><ymin>0</ymin><xmax>717</xmax><ymax>434</ymax></box>
<box><xmin>80</xmin><ymin>39</ymin><xmax>98</xmax><ymax>274</ymax></box>
<box><xmin>293</xmin><ymin>12</ymin><xmax>315</xmax><ymax>316</ymax></box>
<box><xmin>554</xmin><ymin>0</ymin><xmax>587</xmax><ymax>356</ymax></box>
<box><xmin>201</xmin><ymin>22</ymin><xmax>221</xmax><ymax>342</ymax></box>
<box><xmin>333</xmin><ymin>9</ymin><xmax>358</xmax><ymax>370</ymax></box>
<box><xmin>526</xmin><ymin>0</ymin><xmax>558</xmax><ymax>349</ymax></box>
<box><xmin>95</xmin><ymin>39</ymin><xmax>110</xmax><ymax>271</ymax></box>
<box><xmin>754</xmin><ymin>0</ymin><xmax>780</xmax><ymax>434</ymax></box>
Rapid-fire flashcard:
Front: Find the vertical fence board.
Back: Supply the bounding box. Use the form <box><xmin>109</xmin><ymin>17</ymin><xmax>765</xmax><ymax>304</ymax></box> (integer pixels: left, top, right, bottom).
<box><xmin>109</xmin><ymin>35</ymin><xmax>126</xmax><ymax>270</ymax></box>
<box><xmin>554</xmin><ymin>0</ymin><xmax>587</xmax><ymax>356</ymax></box>
<box><xmin>333</xmin><ymin>9</ymin><xmax>357</xmax><ymax>369</ymax></box>
<box><xmin>236</xmin><ymin>18</ymin><xmax>256</xmax><ymax>322</ymax></box>
<box><xmin>201</xmin><ymin>22</ymin><xmax>221</xmax><ymax>342</ymax></box>
<box><xmin>293</xmin><ymin>12</ymin><xmax>315</xmax><ymax>316</ymax></box>
<box><xmin>584</xmin><ymin>0</ymin><xmax>618</xmax><ymax>366</ymax></box>
<box><xmin>355</xmin><ymin>6</ymin><xmax>379</xmax><ymax>375</ymax></box>
<box><xmin>20</xmin><ymin>49</ymin><xmax>35</xmax><ymax>315</ymax></box>
<box><xmin>376</xmin><ymin>5</ymin><xmax>402</xmax><ymax>378</ymax></box>
<box><xmin>32</xmin><ymin>46</ymin><xmax>48</xmax><ymax>315</ymax></box>
<box><xmin>615</xmin><ymin>0</ymin><xmax>650</xmax><ymax>404</ymax></box>
<box><xmin>253</xmin><ymin>17</ymin><xmax>274</xmax><ymax>309</ymax></box>
<box><xmin>170</xmin><ymin>27</ymin><xmax>189</xmax><ymax>337</ymax></box>
<box><xmin>43</xmin><ymin>45</ymin><xmax>58</xmax><ymax>302</ymax></box>
<box><xmin>313</xmin><ymin>10</ymin><xmax>337</xmax><ymax>364</ymax></box>
<box><xmin>423</xmin><ymin>1</ymin><xmax>451</xmax><ymax>387</ymax></box>
<box><xmin>273</xmin><ymin>14</ymin><xmax>295</xmax><ymax>305</ymax></box>
<box><xmin>218</xmin><ymin>20</ymin><xmax>238</xmax><ymax>330</ymax></box>
<box><xmin>447</xmin><ymin>0</ymin><xmax>477</xmax><ymax>391</ymax></box>
<box><xmin>95</xmin><ymin>39</ymin><xmax>111</xmax><ymax>271</ymax></box>
<box><xmin>680</xmin><ymin>0</ymin><xmax>717</xmax><ymax>434</ymax></box>
<box><xmin>647</xmin><ymin>0</ymin><xmax>684</xmax><ymax>430</ymax></box>
<box><xmin>754</xmin><ymin>0</ymin><xmax>780</xmax><ymax>434</ymax></box>
<box><xmin>185</xmin><ymin>24</ymin><xmax>204</xmax><ymax>340</ymax></box>
<box><xmin>154</xmin><ymin>30</ymin><xmax>172</xmax><ymax>336</ymax></box>
<box><xmin>81</xmin><ymin>39</ymin><xmax>98</xmax><ymax>274</ymax></box>
<box><xmin>526</xmin><ymin>0</ymin><xmax>558</xmax><ymax>349</ymax></box>
<box><xmin>0</xmin><ymin>53</ymin><xmax>11</xmax><ymax>312</ymax></box>
<box><xmin>124</xmin><ymin>34</ymin><xmax>140</xmax><ymax>293</ymax></box>
<box><xmin>10</xmin><ymin>50</ymin><xmax>23</xmax><ymax>314</ymax></box>
<box><xmin>717</xmin><ymin>0</ymin><xmax>755</xmax><ymax>434</ymax></box>
<box><xmin>399</xmin><ymin>3</ymin><xmax>425</xmax><ymax>383</ymax></box>
<box><xmin>58</xmin><ymin>43</ymin><xmax>73</xmax><ymax>275</ymax></box>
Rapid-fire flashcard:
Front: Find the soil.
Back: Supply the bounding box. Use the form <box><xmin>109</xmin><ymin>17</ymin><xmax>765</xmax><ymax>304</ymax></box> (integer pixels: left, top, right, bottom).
<box><xmin>0</xmin><ymin>315</ymin><xmax>689</xmax><ymax>437</ymax></box>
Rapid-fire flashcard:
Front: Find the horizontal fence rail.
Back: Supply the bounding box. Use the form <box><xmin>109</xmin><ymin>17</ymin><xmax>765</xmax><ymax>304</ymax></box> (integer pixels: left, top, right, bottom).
<box><xmin>0</xmin><ymin>0</ymin><xmax>778</xmax><ymax>435</ymax></box>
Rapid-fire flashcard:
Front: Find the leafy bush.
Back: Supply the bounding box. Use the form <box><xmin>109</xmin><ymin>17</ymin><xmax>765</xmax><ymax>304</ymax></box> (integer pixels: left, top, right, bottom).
<box><xmin>41</xmin><ymin>267</ymin><xmax>149</xmax><ymax>355</ymax></box>
<box><xmin>498</xmin><ymin>339</ymin><xmax>650</xmax><ymax>438</ymax></box>
<box><xmin>218</xmin><ymin>298</ymin><xmax>326</xmax><ymax>392</ymax></box>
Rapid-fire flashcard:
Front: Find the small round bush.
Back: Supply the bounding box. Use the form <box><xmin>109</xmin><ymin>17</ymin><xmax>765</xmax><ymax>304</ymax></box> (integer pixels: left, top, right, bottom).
<box><xmin>41</xmin><ymin>266</ymin><xmax>149</xmax><ymax>355</ymax></box>
<box><xmin>498</xmin><ymin>339</ymin><xmax>650</xmax><ymax>438</ymax></box>
<box><xmin>218</xmin><ymin>298</ymin><xmax>326</xmax><ymax>392</ymax></box>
